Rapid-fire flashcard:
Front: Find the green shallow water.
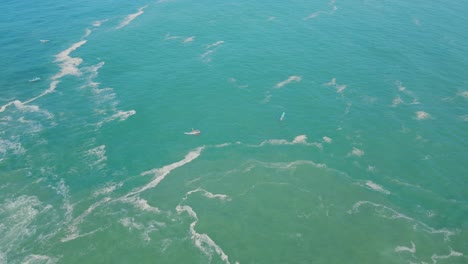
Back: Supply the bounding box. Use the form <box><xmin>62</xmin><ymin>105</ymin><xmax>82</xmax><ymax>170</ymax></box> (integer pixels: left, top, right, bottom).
<box><xmin>0</xmin><ymin>0</ymin><xmax>467</xmax><ymax>263</ymax></box>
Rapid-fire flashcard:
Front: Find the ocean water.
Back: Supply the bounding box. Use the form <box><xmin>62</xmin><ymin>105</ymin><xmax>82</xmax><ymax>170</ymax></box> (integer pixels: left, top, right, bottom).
<box><xmin>1</xmin><ymin>0</ymin><xmax>467</xmax><ymax>263</ymax></box>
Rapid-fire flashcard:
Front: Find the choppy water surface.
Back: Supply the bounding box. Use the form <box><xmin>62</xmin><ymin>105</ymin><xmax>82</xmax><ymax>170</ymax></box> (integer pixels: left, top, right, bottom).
<box><xmin>1</xmin><ymin>0</ymin><xmax>467</xmax><ymax>263</ymax></box>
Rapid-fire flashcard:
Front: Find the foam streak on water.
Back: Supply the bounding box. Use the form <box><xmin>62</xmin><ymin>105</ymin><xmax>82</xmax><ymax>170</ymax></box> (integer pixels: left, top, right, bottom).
<box><xmin>257</xmin><ymin>135</ymin><xmax>322</xmax><ymax>149</ymax></box>
<box><xmin>116</xmin><ymin>5</ymin><xmax>148</xmax><ymax>29</ymax></box>
<box><xmin>274</xmin><ymin>76</ymin><xmax>301</xmax><ymax>88</ymax></box>
<box><xmin>183</xmin><ymin>188</ymin><xmax>231</xmax><ymax>202</ymax></box>
<box><xmin>348</xmin><ymin>201</ymin><xmax>456</xmax><ymax>241</ymax></box>
<box><xmin>395</xmin><ymin>241</ymin><xmax>416</xmax><ymax>253</ymax></box>
<box><xmin>52</xmin><ymin>40</ymin><xmax>87</xmax><ymax>80</ymax></box>
<box><xmin>176</xmin><ymin>205</ymin><xmax>235</xmax><ymax>264</ymax></box>
<box><xmin>124</xmin><ymin>147</ymin><xmax>205</xmax><ymax>198</ymax></box>
<box><xmin>61</xmin><ymin>197</ymin><xmax>111</xmax><ymax>242</ymax></box>
<box><xmin>1</xmin><ymin>0</ymin><xmax>467</xmax><ymax>262</ymax></box>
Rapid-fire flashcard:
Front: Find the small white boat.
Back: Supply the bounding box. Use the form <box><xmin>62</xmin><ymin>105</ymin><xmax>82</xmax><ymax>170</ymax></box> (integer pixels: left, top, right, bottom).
<box><xmin>184</xmin><ymin>129</ymin><xmax>201</xmax><ymax>135</ymax></box>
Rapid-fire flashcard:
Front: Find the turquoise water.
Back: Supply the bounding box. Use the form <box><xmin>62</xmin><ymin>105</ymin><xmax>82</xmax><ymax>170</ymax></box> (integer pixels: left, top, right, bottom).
<box><xmin>1</xmin><ymin>0</ymin><xmax>467</xmax><ymax>263</ymax></box>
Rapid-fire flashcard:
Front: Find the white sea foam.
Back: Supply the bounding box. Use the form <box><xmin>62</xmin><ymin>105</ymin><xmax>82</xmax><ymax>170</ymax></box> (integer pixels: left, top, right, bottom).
<box><xmin>176</xmin><ymin>205</ymin><xmax>234</xmax><ymax>264</ymax></box>
<box><xmin>425</xmin><ymin>210</ymin><xmax>436</xmax><ymax>218</ymax></box>
<box><xmin>348</xmin><ymin>201</ymin><xmax>411</xmax><ymax>220</ymax></box>
<box><xmin>160</xmin><ymin>238</ymin><xmax>172</xmax><ymax>252</ymax></box>
<box><xmin>396</xmin><ymin>81</ymin><xmax>406</xmax><ymax>91</ymax></box>
<box><xmin>258</xmin><ymin>135</ymin><xmax>322</xmax><ymax>149</ymax></box>
<box><xmin>395</xmin><ymin>81</ymin><xmax>420</xmax><ymax>104</ymax></box>
<box><xmin>431</xmin><ymin>249</ymin><xmax>463</xmax><ymax>263</ymax></box>
<box><xmin>113</xmin><ymin>110</ymin><xmax>136</xmax><ymax>121</ymax></box>
<box><xmin>461</xmin><ymin>115</ymin><xmax>468</xmax><ymax>121</ymax></box>
<box><xmin>13</xmin><ymin>100</ymin><xmax>38</xmax><ymax>112</ymax></box>
<box><xmin>83</xmin><ymin>28</ymin><xmax>92</xmax><ymax>38</ymax></box>
<box><xmin>253</xmin><ymin>160</ymin><xmax>327</xmax><ymax>171</ymax></box>
<box><xmin>61</xmin><ymin>197</ymin><xmax>110</xmax><ymax>242</ymax></box>
<box><xmin>304</xmin><ymin>3</ymin><xmax>337</xmax><ymax>20</ymax></box>
<box><xmin>349</xmin><ymin>147</ymin><xmax>364</xmax><ymax>157</ymax></box>
<box><xmin>142</xmin><ymin>221</ymin><xmax>164</xmax><ymax>242</ymax></box>
<box><xmin>0</xmin><ymin>116</ymin><xmax>12</xmax><ymax>124</ymax></box>
<box><xmin>293</xmin><ymin>134</ymin><xmax>307</xmax><ymax>143</ymax></box>
<box><xmin>124</xmin><ymin>147</ymin><xmax>204</xmax><ymax>198</ymax></box>
<box><xmin>457</xmin><ymin>91</ymin><xmax>468</xmax><ymax>99</ymax></box>
<box><xmin>201</xmin><ymin>40</ymin><xmax>224</xmax><ymax>62</ymax></box>
<box><xmin>0</xmin><ymin>101</ymin><xmax>15</xmax><ymax>113</ymax></box>
<box><xmin>164</xmin><ymin>33</ymin><xmax>181</xmax><ymax>40</ymax></box>
<box><xmin>262</xmin><ymin>92</ymin><xmax>272</xmax><ymax>104</ymax></box>
<box><xmin>324</xmin><ymin>77</ymin><xmax>347</xmax><ymax>94</ymax></box>
<box><xmin>202</xmin><ymin>191</ymin><xmax>230</xmax><ymax>200</ymax></box>
<box><xmin>22</xmin><ymin>254</ymin><xmax>58</xmax><ymax>264</ymax></box>
<box><xmin>93</xmin><ymin>182</ymin><xmax>123</xmax><ymax>197</ymax></box>
<box><xmin>87</xmin><ymin>145</ymin><xmax>107</xmax><ymax>167</ymax></box>
<box><xmin>275</xmin><ymin>76</ymin><xmax>302</xmax><ymax>88</ymax></box>
<box><xmin>416</xmin><ymin>111</ymin><xmax>431</xmax><ymax>120</ymax></box>
<box><xmin>120</xmin><ymin>196</ymin><xmax>161</xmax><ymax>213</ymax></box>
<box><xmin>422</xmin><ymin>155</ymin><xmax>432</xmax><ymax>161</ymax></box>
<box><xmin>183</xmin><ymin>36</ymin><xmax>195</xmax><ymax>43</ymax></box>
<box><xmin>337</xmin><ymin>85</ymin><xmax>347</xmax><ymax>94</ymax></box>
<box><xmin>322</xmin><ymin>136</ymin><xmax>332</xmax><ymax>143</ymax></box>
<box><xmin>116</xmin><ymin>5</ymin><xmax>148</xmax><ymax>29</ymax></box>
<box><xmin>52</xmin><ymin>40</ymin><xmax>87</xmax><ymax>80</ymax></box>
<box><xmin>304</xmin><ymin>11</ymin><xmax>326</xmax><ymax>20</ymax></box>
<box><xmin>29</xmin><ymin>77</ymin><xmax>41</xmax><ymax>82</ymax></box>
<box><xmin>120</xmin><ymin>217</ymin><xmax>144</xmax><ymax>230</ymax></box>
<box><xmin>201</xmin><ymin>50</ymin><xmax>214</xmax><ymax>58</ymax></box>
<box><xmin>324</xmin><ymin>78</ymin><xmax>336</xmax><ymax>86</ymax></box>
<box><xmin>92</xmin><ymin>19</ymin><xmax>108</xmax><ymax>27</ymax></box>
<box><xmin>364</xmin><ymin>180</ymin><xmax>390</xmax><ymax>195</ymax></box>
<box><xmin>0</xmin><ymin>81</ymin><xmax>59</xmax><ymax>113</ymax></box>
<box><xmin>24</xmin><ymin>81</ymin><xmax>60</xmax><ymax>105</ymax></box>
<box><xmin>214</xmin><ymin>143</ymin><xmax>232</xmax><ymax>148</ymax></box>
<box><xmin>60</xmin><ymin>228</ymin><xmax>102</xmax><ymax>243</ymax></box>
<box><xmin>348</xmin><ymin>201</ymin><xmax>456</xmax><ymax>241</ymax></box>
<box><xmin>184</xmin><ymin>188</ymin><xmax>231</xmax><ymax>202</ymax></box>
<box><xmin>392</xmin><ymin>95</ymin><xmax>403</xmax><ymax>107</ymax></box>
<box><xmin>98</xmin><ymin>110</ymin><xmax>136</xmax><ymax>127</ymax></box>
<box><xmin>124</xmin><ymin>219</ymin><xmax>164</xmax><ymax>242</ymax></box>
<box><xmin>40</xmin><ymin>39</ymin><xmax>49</xmax><ymax>43</ymax></box>
<box><xmin>206</xmin><ymin>40</ymin><xmax>224</xmax><ymax>49</ymax></box>
<box><xmin>81</xmin><ymin>62</ymin><xmax>135</xmax><ymax>127</ymax></box>
<box><xmin>0</xmin><ymin>139</ymin><xmax>25</xmax><ymax>156</ymax></box>
<box><xmin>0</xmin><ymin>196</ymin><xmax>46</xmax><ymax>256</ymax></box>
<box><xmin>395</xmin><ymin>241</ymin><xmax>416</xmax><ymax>253</ymax></box>
<box><xmin>54</xmin><ymin>179</ymin><xmax>74</xmax><ymax>224</ymax></box>
<box><xmin>14</xmin><ymin>103</ymin><xmax>54</xmax><ymax>120</ymax></box>
<box><xmin>82</xmin><ymin>61</ymin><xmax>105</xmax><ymax>89</ymax></box>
